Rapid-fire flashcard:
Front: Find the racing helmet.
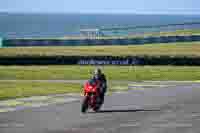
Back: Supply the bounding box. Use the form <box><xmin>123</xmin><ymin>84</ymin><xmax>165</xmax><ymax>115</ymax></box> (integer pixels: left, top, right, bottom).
<box><xmin>94</xmin><ymin>68</ymin><xmax>102</xmax><ymax>79</ymax></box>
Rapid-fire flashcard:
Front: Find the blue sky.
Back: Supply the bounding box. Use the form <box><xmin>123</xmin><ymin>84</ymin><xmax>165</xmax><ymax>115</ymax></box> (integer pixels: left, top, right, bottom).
<box><xmin>0</xmin><ymin>0</ymin><xmax>199</xmax><ymax>14</ymax></box>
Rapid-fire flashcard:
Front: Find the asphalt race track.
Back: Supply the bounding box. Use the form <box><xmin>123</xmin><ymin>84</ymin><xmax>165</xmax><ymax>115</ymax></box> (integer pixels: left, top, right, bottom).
<box><xmin>0</xmin><ymin>81</ymin><xmax>200</xmax><ymax>133</ymax></box>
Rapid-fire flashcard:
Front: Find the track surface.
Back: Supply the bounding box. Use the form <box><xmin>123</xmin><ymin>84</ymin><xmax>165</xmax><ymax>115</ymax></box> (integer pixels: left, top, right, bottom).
<box><xmin>0</xmin><ymin>82</ymin><xmax>200</xmax><ymax>133</ymax></box>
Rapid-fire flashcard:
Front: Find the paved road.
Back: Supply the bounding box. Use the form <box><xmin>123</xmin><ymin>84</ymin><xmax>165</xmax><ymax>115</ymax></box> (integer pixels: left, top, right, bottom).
<box><xmin>0</xmin><ymin>82</ymin><xmax>200</xmax><ymax>133</ymax></box>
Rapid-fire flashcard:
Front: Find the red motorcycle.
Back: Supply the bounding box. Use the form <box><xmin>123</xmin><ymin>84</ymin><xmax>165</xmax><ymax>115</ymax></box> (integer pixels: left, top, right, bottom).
<box><xmin>81</xmin><ymin>79</ymin><xmax>102</xmax><ymax>113</ymax></box>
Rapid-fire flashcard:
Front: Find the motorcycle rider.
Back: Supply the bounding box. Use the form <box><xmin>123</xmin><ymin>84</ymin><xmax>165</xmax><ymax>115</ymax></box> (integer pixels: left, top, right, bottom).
<box><xmin>92</xmin><ymin>68</ymin><xmax>107</xmax><ymax>104</ymax></box>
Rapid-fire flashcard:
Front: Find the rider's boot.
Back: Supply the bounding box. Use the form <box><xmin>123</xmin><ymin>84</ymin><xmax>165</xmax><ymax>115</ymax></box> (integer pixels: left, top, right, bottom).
<box><xmin>100</xmin><ymin>93</ymin><xmax>105</xmax><ymax>105</ymax></box>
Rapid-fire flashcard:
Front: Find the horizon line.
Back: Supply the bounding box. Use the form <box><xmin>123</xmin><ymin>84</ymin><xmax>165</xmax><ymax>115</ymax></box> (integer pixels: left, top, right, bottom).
<box><xmin>0</xmin><ymin>11</ymin><xmax>200</xmax><ymax>15</ymax></box>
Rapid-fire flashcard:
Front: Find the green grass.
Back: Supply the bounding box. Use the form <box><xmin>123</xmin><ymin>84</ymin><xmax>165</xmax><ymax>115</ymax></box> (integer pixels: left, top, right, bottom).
<box><xmin>1</xmin><ymin>65</ymin><xmax>200</xmax><ymax>81</ymax></box>
<box><xmin>1</xmin><ymin>41</ymin><xmax>200</xmax><ymax>57</ymax></box>
<box><xmin>0</xmin><ymin>81</ymin><xmax>129</xmax><ymax>100</ymax></box>
<box><xmin>1</xmin><ymin>65</ymin><xmax>200</xmax><ymax>100</ymax></box>
<box><xmin>0</xmin><ymin>81</ymin><xmax>81</xmax><ymax>100</ymax></box>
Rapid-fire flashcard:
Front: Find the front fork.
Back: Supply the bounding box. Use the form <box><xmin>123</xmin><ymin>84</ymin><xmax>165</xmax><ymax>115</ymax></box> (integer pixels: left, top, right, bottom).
<box><xmin>90</xmin><ymin>95</ymin><xmax>96</xmax><ymax>106</ymax></box>
<box><xmin>84</xmin><ymin>92</ymin><xmax>99</xmax><ymax>108</ymax></box>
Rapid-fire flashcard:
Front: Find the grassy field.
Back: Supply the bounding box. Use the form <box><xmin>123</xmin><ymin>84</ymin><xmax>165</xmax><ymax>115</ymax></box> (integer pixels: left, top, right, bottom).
<box><xmin>1</xmin><ymin>65</ymin><xmax>200</xmax><ymax>81</ymax></box>
<box><xmin>0</xmin><ymin>42</ymin><xmax>200</xmax><ymax>57</ymax></box>
<box><xmin>1</xmin><ymin>65</ymin><xmax>200</xmax><ymax>100</ymax></box>
<box><xmin>0</xmin><ymin>40</ymin><xmax>200</xmax><ymax>100</ymax></box>
<box><xmin>0</xmin><ymin>82</ymin><xmax>81</xmax><ymax>100</ymax></box>
<box><xmin>0</xmin><ymin>80</ymin><xmax>129</xmax><ymax>100</ymax></box>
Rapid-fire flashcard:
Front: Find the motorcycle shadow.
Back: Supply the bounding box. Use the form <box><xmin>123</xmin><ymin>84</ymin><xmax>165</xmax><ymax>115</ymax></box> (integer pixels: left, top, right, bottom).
<box><xmin>89</xmin><ymin>109</ymin><xmax>160</xmax><ymax>113</ymax></box>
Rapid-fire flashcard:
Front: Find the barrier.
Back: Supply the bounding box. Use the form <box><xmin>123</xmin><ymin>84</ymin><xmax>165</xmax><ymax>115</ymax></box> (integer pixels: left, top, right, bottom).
<box><xmin>0</xmin><ymin>55</ymin><xmax>200</xmax><ymax>65</ymax></box>
<box><xmin>2</xmin><ymin>35</ymin><xmax>200</xmax><ymax>47</ymax></box>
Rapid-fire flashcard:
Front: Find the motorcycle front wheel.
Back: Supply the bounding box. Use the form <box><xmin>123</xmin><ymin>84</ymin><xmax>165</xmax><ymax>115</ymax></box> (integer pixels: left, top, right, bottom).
<box><xmin>93</xmin><ymin>105</ymin><xmax>100</xmax><ymax>112</ymax></box>
<box><xmin>93</xmin><ymin>97</ymin><xmax>102</xmax><ymax>112</ymax></box>
<box><xmin>81</xmin><ymin>96</ymin><xmax>88</xmax><ymax>113</ymax></box>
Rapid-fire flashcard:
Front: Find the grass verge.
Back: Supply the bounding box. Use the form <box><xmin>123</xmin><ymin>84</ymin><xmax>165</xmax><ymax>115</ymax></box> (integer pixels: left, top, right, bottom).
<box><xmin>1</xmin><ymin>65</ymin><xmax>200</xmax><ymax>100</ymax></box>
<box><xmin>0</xmin><ymin>65</ymin><xmax>200</xmax><ymax>81</ymax></box>
<box><xmin>0</xmin><ymin>81</ymin><xmax>128</xmax><ymax>100</ymax></box>
<box><xmin>0</xmin><ymin>81</ymin><xmax>82</xmax><ymax>100</ymax></box>
<box><xmin>0</xmin><ymin>42</ymin><xmax>200</xmax><ymax>57</ymax></box>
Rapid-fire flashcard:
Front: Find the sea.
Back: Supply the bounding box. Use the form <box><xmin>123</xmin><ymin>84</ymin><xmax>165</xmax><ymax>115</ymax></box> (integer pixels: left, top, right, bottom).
<box><xmin>0</xmin><ymin>13</ymin><xmax>200</xmax><ymax>38</ymax></box>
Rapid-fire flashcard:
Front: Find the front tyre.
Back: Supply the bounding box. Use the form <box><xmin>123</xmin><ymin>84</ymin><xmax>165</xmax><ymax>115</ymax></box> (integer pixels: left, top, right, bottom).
<box><xmin>93</xmin><ymin>97</ymin><xmax>102</xmax><ymax>112</ymax></box>
<box><xmin>81</xmin><ymin>97</ymin><xmax>88</xmax><ymax>113</ymax></box>
<box><xmin>93</xmin><ymin>105</ymin><xmax>100</xmax><ymax>112</ymax></box>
